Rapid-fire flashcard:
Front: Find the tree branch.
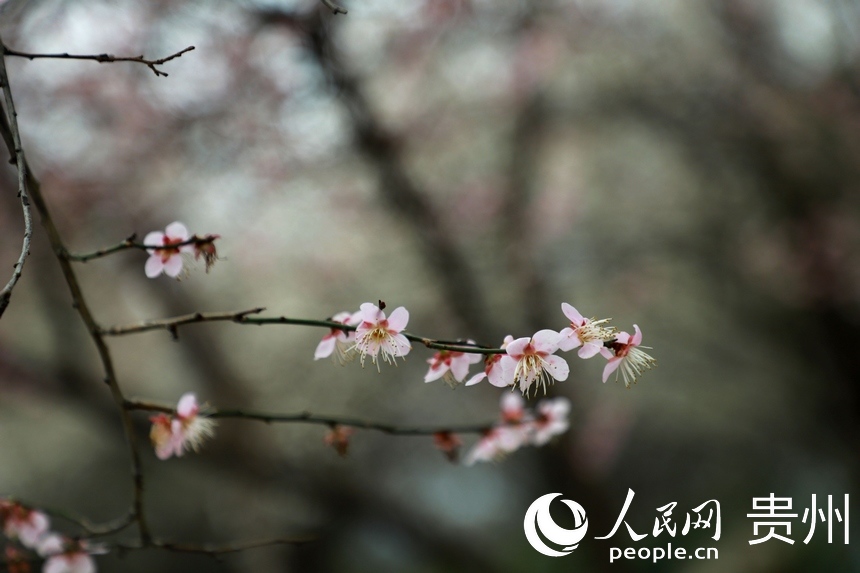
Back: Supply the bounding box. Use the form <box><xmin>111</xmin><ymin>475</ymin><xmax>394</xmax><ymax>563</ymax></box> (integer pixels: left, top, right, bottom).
<box><xmin>2</xmin><ymin>45</ymin><xmax>195</xmax><ymax>77</ymax></box>
<box><xmin>64</xmin><ymin>234</ymin><xmax>219</xmax><ymax>263</ymax></box>
<box><xmin>125</xmin><ymin>399</ymin><xmax>498</xmax><ymax>435</ymax></box>
<box><xmin>0</xmin><ymin>40</ymin><xmax>33</xmax><ymax>320</ymax></box>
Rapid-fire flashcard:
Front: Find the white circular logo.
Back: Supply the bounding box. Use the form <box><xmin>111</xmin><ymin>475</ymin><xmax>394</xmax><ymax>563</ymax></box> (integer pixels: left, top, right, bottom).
<box><xmin>524</xmin><ymin>493</ymin><xmax>589</xmax><ymax>557</ymax></box>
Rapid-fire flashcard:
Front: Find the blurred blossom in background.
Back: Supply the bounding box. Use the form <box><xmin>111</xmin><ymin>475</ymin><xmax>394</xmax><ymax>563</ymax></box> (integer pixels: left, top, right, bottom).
<box><xmin>1</xmin><ymin>0</ymin><xmax>859</xmax><ymax>571</ymax></box>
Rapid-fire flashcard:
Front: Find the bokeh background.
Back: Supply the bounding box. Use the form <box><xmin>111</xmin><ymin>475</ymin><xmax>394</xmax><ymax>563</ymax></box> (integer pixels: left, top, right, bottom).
<box><xmin>1</xmin><ymin>0</ymin><xmax>860</xmax><ymax>571</ymax></box>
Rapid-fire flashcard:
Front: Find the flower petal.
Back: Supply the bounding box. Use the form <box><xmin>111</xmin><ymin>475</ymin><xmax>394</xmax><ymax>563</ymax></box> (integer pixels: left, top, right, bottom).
<box><xmin>359</xmin><ymin>302</ymin><xmax>383</xmax><ymax>324</ymax></box>
<box><xmin>464</xmin><ymin>372</ymin><xmax>486</xmax><ymax>386</ymax></box>
<box><xmin>557</xmin><ymin>327</ymin><xmax>582</xmax><ymax>352</ymax></box>
<box><xmin>386</xmin><ymin>306</ymin><xmax>409</xmax><ymax>332</ymax></box>
<box><xmin>424</xmin><ymin>363</ymin><xmax>448</xmax><ymax>382</ymax></box>
<box><xmin>450</xmin><ymin>355</ymin><xmax>471</xmax><ymax>382</ymax></box>
<box><xmin>505</xmin><ymin>337</ymin><xmax>531</xmax><ymax>358</ymax></box>
<box><xmin>561</xmin><ymin>302</ymin><xmax>583</xmax><ymax>324</ymax></box>
<box><xmin>578</xmin><ymin>342</ymin><xmax>602</xmax><ymax>359</ymax></box>
<box><xmin>531</xmin><ymin>329</ymin><xmax>561</xmax><ymax>353</ymax></box>
<box><xmin>490</xmin><ymin>356</ymin><xmax>516</xmax><ymax>387</ymax></box>
<box><xmin>165</xmin><ymin>221</ymin><xmax>189</xmax><ymax>241</ymax></box>
<box><xmin>390</xmin><ymin>333</ymin><xmax>411</xmax><ymax>356</ymax></box>
<box><xmin>314</xmin><ymin>336</ymin><xmax>337</xmax><ymax>360</ymax></box>
<box><xmin>632</xmin><ymin>324</ymin><xmax>643</xmax><ymax>346</ymax></box>
<box><xmin>163</xmin><ymin>254</ymin><xmax>184</xmax><ymax>278</ymax></box>
<box><xmin>177</xmin><ymin>393</ymin><xmax>198</xmax><ymax>417</ymax></box>
<box><xmin>542</xmin><ymin>354</ymin><xmax>569</xmax><ymax>381</ymax></box>
<box><xmin>143</xmin><ymin>231</ymin><xmax>164</xmax><ymax>250</ymax></box>
<box><xmin>602</xmin><ymin>358</ymin><xmax>621</xmax><ymax>382</ymax></box>
<box><xmin>144</xmin><ymin>256</ymin><xmax>164</xmax><ymax>278</ymax></box>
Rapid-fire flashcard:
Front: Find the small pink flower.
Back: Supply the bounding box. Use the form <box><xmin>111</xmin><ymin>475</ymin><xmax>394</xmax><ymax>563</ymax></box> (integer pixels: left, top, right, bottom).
<box><xmin>433</xmin><ymin>431</ymin><xmax>462</xmax><ymax>462</ymax></box>
<box><xmin>531</xmin><ymin>397</ymin><xmax>571</xmax><ymax>445</ymax></box>
<box><xmin>500</xmin><ymin>392</ymin><xmax>526</xmax><ymax>424</ymax></box>
<box><xmin>0</xmin><ymin>501</ymin><xmax>49</xmax><ymax>549</ymax></box>
<box><xmin>143</xmin><ymin>222</ymin><xmax>194</xmax><ymax>279</ymax></box>
<box><xmin>464</xmin><ymin>336</ymin><xmax>514</xmax><ymax>387</ymax></box>
<box><xmin>324</xmin><ymin>425</ymin><xmax>354</xmax><ymax>457</ymax></box>
<box><xmin>558</xmin><ymin>303</ymin><xmax>614</xmax><ymax>359</ymax></box>
<box><xmin>424</xmin><ymin>341</ymin><xmax>483</xmax><ymax>387</ymax></box>
<box><xmin>501</xmin><ymin>330</ymin><xmax>569</xmax><ymax>395</ymax></box>
<box><xmin>38</xmin><ymin>535</ymin><xmax>104</xmax><ymax>573</ymax></box>
<box><xmin>600</xmin><ymin>325</ymin><xmax>656</xmax><ymax>388</ymax></box>
<box><xmin>314</xmin><ymin>311</ymin><xmax>361</xmax><ymax>364</ymax></box>
<box><xmin>352</xmin><ymin>302</ymin><xmax>411</xmax><ymax>368</ymax></box>
<box><xmin>463</xmin><ymin>425</ymin><xmax>532</xmax><ymax>465</ymax></box>
<box><xmin>149</xmin><ymin>393</ymin><xmax>216</xmax><ymax>460</ymax></box>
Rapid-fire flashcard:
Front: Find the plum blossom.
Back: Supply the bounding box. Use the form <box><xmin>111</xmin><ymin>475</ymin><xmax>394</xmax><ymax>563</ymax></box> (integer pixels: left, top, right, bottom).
<box><xmin>143</xmin><ymin>222</ymin><xmax>194</xmax><ymax>279</ymax></box>
<box><xmin>37</xmin><ymin>535</ymin><xmax>104</xmax><ymax>573</ymax></box>
<box><xmin>0</xmin><ymin>500</ymin><xmax>49</xmax><ymax>548</ymax></box>
<box><xmin>600</xmin><ymin>325</ymin><xmax>656</xmax><ymax>388</ymax></box>
<box><xmin>149</xmin><ymin>393</ymin><xmax>216</xmax><ymax>460</ymax></box>
<box><xmin>424</xmin><ymin>341</ymin><xmax>483</xmax><ymax>386</ymax></box>
<box><xmin>558</xmin><ymin>303</ymin><xmax>614</xmax><ymax>359</ymax></box>
<box><xmin>464</xmin><ymin>335</ymin><xmax>513</xmax><ymax>387</ymax></box>
<box><xmin>352</xmin><ymin>302</ymin><xmax>411</xmax><ymax>368</ymax></box>
<box><xmin>432</xmin><ymin>431</ymin><xmax>462</xmax><ymax>462</ymax></box>
<box><xmin>324</xmin><ymin>425</ymin><xmax>354</xmax><ymax>457</ymax></box>
<box><xmin>463</xmin><ymin>425</ymin><xmax>532</xmax><ymax>465</ymax></box>
<box><xmin>463</xmin><ymin>394</ymin><xmax>532</xmax><ymax>465</ymax></box>
<box><xmin>315</xmin><ymin>311</ymin><xmax>361</xmax><ymax>364</ymax></box>
<box><xmin>501</xmin><ymin>330</ymin><xmax>569</xmax><ymax>395</ymax></box>
<box><xmin>531</xmin><ymin>397</ymin><xmax>571</xmax><ymax>445</ymax></box>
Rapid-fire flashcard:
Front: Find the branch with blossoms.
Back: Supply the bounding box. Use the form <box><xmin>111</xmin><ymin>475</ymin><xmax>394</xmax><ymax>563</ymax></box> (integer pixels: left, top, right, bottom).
<box><xmin>2</xmin><ymin>45</ymin><xmax>195</xmax><ymax>77</ymax></box>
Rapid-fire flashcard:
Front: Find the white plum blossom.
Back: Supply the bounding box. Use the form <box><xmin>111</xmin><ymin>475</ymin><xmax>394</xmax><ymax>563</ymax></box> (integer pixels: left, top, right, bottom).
<box><xmin>558</xmin><ymin>303</ymin><xmax>614</xmax><ymax>359</ymax></box>
<box><xmin>150</xmin><ymin>393</ymin><xmax>216</xmax><ymax>460</ymax></box>
<box><xmin>501</xmin><ymin>330</ymin><xmax>569</xmax><ymax>395</ymax></box>
<box><xmin>38</xmin><ymin>535</ymin><xmax>104</xmax><ymax>573</ymax></box>
<box><xmin>315</xmin><ymin>311</ymin><xmax>362</xmax><ymax>364</ymax></box>
<box><xmin>600</xmin><ymin>325</ymin><xmax>656</xmax><ymax>388</ymax></box>
<box><xmin>352</xmin><ymin>302</ymin><xmax>411</xmax><ymax>368</ymax></box>
<box><xmin>143</xmin><ymin>222</ymin><xmax>194</xmax><ymax>279</ymax></box>
<box><xmin>0</xmin><ymin>500</ymin><xmax>49</xmax><ymax>548</ymax></box>
<box><xmin>464</xmin><ymin>335</ymin><xmax>514</xmax><ymax>387</ymax></box>
<box><xmin>424</xmin><ymin>340</ymin><xmax>483</xmax><ymax>386</ymax></box>
<box><xmin>531</xmin><ymin>397</ymin><xmax>571</xmax><ymax>445</ymax></box>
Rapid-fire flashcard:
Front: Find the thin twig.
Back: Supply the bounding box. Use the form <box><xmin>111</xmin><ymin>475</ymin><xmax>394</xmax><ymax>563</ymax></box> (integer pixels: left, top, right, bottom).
<box><xmin>125</xmin><ymin>399</ymin><xmax>497</xmax><ymax>435</ymax></box>
<box><xmin>65</xmin><ymin>234</ymin><xmax>219</xmax><ymax>263</ymax></box>
<box><xmin>320</xmin><ymin>0</ymin><xmax>348</xmax><ymax>15</ymax></box>
<box><xmin>0</xmin><ymin>41</ymin><xmax>32</xmax><ymax>320</ymax></box>
<box><xmin>0</xmin><ymin>82</ymin><xmax>152</xmax><ymax>544</ymax></box>
<box><xmin>101</xmin><ymin>311</ymin><xmax>507</xmax><ymax>354</ymax></box>
<box><xmin>118</xmin><ymin>536</ymin><xmax>315</xmax><ymax>556</ymax></box>
<box><xmin>3</xmin><ymin>45</ymin><xmax>195</xmax><ymax>77</ymax></box>
<box><xmin>5</xmin><ymin>498</ymin><xmax>135</xmax><ymax>537</ymax></box>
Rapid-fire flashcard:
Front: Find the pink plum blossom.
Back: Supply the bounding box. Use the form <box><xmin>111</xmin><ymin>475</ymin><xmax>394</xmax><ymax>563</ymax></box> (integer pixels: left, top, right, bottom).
<box><xmin>463</xmin><ymin>425</ymin><xmax>532</xmax><ymax>465</ymax></box>
<box><xmin>531</xmin><ymin>397</ymin><xmax>571</xmax><ymax>445</ymax></box>
<box><xmin>500</xmin><ymin>392</ymin><xmax>526</xmax><ymax>424</ymax></box>
<box><xmin>38</xmin><ymin>535</ymin><xmax>104</xmax><ymax>573</ymax></box>
<box><xmin>0</xmin><ymin>500</ymin><xmax>49</xmax><ymax>548</ymax></box>
<box><xmin>324</xmin><ymin>425</ymin><xmax>354</xmax><ymax>457</ymax></box>
<box><xmin>501</xmin><ymin>330</ymin><xmax>569</xmax><ymax>395</ymax></box>
<box><xmin>143</xmin><ymin>222</ymin><xmax>194</xmax><ymax>279</ymax></box>
<box><xmin>424</xmin><ymin>340</ymin><xmax>483</xmax><ymax>386</ymax></box>
<box><xmin>352</xmin><ymin>302</ymin><xmax>411</xmax><ymax>368</ymax></box>
<box><xmin>314</xmin><ymin>311</ymin><xmax>361</xmax><ymax>364</ymax></box>
<box><xmin>600</xmin><ymin>325</ymin><xmax>656</xmax><ymax>388</ymax></box>
<box><xmin>464</xmin><ymin>335</ymin><xmax>514</xmax><ymax>387</ymax></box>
<box><xmin>149</xmin><ymin>393</ymin><xmax>216</xmax><ymax>460</ymax></box>
<box><xmin>558</xmin><ymin>303</ymin><xmax>614</xmax><ymax>359</ymax></box>
<box><xmin>433</xmin><ymin>431</ymin><xmax>462</xmax><ymax>462</ymax></box>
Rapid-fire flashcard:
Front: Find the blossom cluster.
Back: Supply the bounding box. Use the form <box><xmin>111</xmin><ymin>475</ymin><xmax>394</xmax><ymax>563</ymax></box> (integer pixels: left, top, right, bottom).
<box><xmin>1</xmin><ymin>500</ymin><xmax>104</xmax><ymax>573</ymax></box>
<box><xmin>143</xmin><ymin>222</ymin><xmax>219</xmax><ymax>279</ymax></box>
<box><xmin>462</xmin><ymin>393</ymin><xmax>572</xmax><ymax>465</ymax></box>
<box><xmin>315</xmin><ymin>301</ymin><xmax>656</xmax><ymax>393</ymax></box>
<box><xmin>149</xmin><ymin>393</ymin><xmax>216</xmax><ymax>460</ymax></box>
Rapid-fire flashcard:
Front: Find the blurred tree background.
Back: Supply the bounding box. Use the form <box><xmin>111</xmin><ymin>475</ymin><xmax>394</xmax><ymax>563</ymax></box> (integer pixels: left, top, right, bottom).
<box><xmin>1</xmin><ymin>0</ymin><xmax>859</xmax><ymax>571</ymax></box>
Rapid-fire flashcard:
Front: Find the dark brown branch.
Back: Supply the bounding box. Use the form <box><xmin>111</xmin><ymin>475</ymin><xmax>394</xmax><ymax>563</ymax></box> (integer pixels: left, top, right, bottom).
<box><xmin>125</xmin><ymin>399</ymin><xmax>498</xmax><ymax>435</ymax></box>
<box><xmin>101</xmin><ymin>310</ymin><xmax>508</xmax><ymax>354</ymax></box>
<box><xmin>3</xmin><ymin>45</ymin><xmax>195</xmax><ymax>77</ymax></box>
<box><xmin>0</xmin><ymin>85</ymin><xmax>152</xmax><ymax>543</ymax></box>
<box><xmin>65</xmin><ymin>234</ymin><xmax>219</xmax><ymax>263</ymax></box>
<box><xmin>320</xmin><ymin>0</ymin><xmax>348</xmax><ymax>15</ymax></box>
<box><xmin>0</xmin><ymin>36</ymin><xmax>32</xmax><ymax>320</ymax></box>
